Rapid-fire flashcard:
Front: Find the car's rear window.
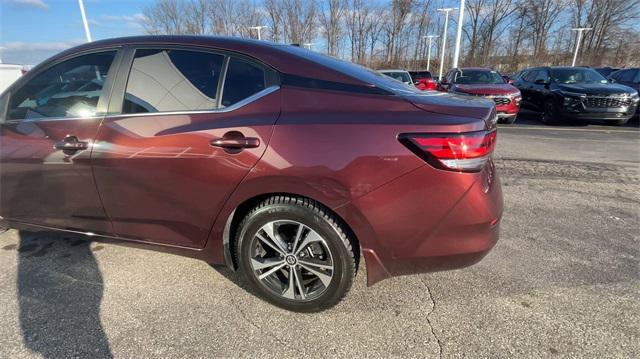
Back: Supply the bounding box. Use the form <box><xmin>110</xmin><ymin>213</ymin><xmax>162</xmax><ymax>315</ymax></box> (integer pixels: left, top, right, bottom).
<box><xmin>276</xmin><ymin>45</ymin><xmax>419</xmax><ymax>94</ymax></box>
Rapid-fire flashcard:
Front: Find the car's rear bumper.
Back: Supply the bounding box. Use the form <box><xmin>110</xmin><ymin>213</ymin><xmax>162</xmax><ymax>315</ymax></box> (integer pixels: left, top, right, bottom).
<box><xmin>336</xmin><ymin>160</ymin><xmax>503</xmax><ymax>285</ymax></box>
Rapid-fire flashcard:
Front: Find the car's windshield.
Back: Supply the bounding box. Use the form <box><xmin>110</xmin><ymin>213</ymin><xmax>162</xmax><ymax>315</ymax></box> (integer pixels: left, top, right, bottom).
<box><xmin>382</xmin><ymin>71</ymin><xmax>412</xmax><ymax>84</ymax></box>
<box><xmin>454</xmin><ymin>70</ymin><xmax>505</xmax><ymax>84</ymax></box>
<box><xmin>549</xmin><ymin>68</ymin><xmax>608</xmax><ymax>84</ymax></box>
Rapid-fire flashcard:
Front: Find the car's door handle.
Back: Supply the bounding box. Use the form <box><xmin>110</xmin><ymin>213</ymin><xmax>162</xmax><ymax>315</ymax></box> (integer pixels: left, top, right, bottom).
<box><xmin>53</xmin><ymin>136</ymin><xmax>88</xmax><ymax>154</ymax></box>
<box><xmin>210</xmin><ymin>137</ymin><xmax>260</xmax><ymax>149</ymax></box>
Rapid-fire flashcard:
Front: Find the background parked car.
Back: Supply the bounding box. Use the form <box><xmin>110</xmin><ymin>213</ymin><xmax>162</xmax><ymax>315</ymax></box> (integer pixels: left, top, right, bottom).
<box><xmin>609</xmin><ymin>68</ymin><xmax>640</xmax><ymax>117</ymax></box>
<box><xmin>438</xmin><ymin>67</ymin><xmax>521</xmax><ymax>124</ymax></box>
<box><xmin>408</xmin><ymin>70</ymin><xmax>437</xmax><ymax>91</ymax></box>
<box><xmin>592</xmin><ymin>66</ymin><xmax>620</xmax><ymax>78</ymax></box>
<box><xmin>513</xmin><ymin>66</ymin><xmax>639</xmax><ymax>125</ymax></box>
<box><xmin>379</xmin><ymin>69</ymin><xmax>415</xmax><ymax>87</ymax></box>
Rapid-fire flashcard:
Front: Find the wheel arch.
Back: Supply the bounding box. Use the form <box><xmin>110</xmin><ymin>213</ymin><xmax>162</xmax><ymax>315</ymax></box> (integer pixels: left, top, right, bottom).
<box><xmin>221</xmin><ymin>192</ymin><xmax>361</xmax><ymax>273</ymax></box>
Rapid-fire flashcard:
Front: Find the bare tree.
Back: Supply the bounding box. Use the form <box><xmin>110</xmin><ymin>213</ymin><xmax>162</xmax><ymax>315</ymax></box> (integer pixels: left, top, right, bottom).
<box><xmin>141</xmin><ymin>0</ymin><xmax>640</xmax><ymax>68</ymax></box>
<box><xmin>320</xmin><ymin>0</ymin><xmax>345</xmax><ymax>56</ymax></box>
<box><xmin>384</xmin><ymin>0</ymin><xmax>413</xmax><ymax>65</ymax></box>
<box><xmin>143</xmin><ymin>0</ymin><xmax>189</xmax><ymax>34</ymax></box>
<box><xmin>526</xmin><ymin>0</ymin><xmax>566</xmax><ymax>58</ymax></box>
<box><xmin>283</xmin><ymin>0</ymin><xmax>318</xmax><ymax>45</ymax></box>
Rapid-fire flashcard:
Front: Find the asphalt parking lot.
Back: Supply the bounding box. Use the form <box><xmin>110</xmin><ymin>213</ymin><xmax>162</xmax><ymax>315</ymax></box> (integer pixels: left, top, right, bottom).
<box><xmin>1</xmin><ymin>113</ymin><xmax>638</xmax><ymax>358</ymax></box>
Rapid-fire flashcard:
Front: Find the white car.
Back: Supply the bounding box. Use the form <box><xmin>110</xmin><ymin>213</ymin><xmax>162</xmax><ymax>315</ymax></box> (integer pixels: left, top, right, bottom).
<box><xmin>379</xmin><ymin>69</ymin><xmax>415</xmax><ymax>87</ymax></box>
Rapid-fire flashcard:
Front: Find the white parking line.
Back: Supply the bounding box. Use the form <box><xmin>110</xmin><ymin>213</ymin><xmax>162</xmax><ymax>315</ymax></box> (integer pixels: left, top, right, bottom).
<box><xmin>498</xmin><ymin>125</ymin><xmax>639</xmax><ymax>133</ymax></box>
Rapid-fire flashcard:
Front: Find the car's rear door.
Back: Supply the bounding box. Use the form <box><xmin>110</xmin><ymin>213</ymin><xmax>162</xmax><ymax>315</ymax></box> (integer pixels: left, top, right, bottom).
<box><xmin>91</xmin><ymin>46</ymin><xmax>280</xmax><ymax>248</ymax></box>
<box><xmin>0</xmin><ymin>49</ymin><xmax>122</xmax><ymax>233</ymax></box>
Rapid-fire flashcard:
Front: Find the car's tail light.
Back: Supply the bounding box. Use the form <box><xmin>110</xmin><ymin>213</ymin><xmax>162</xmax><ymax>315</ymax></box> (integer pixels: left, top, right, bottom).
<box><xmin>399</xmin><ymin>130</ymin><xmax>497</xmax><ymax>172</ymax></box>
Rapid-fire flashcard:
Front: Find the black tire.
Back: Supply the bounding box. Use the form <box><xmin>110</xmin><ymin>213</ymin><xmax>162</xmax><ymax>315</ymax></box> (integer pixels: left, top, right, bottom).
<box><xmin>235</xmin><ymin>195</ymin><xmax>356</xmax><ymax>312</ymax></box>
<box><xmin>605</xmin><ymin>118</ymin><xmax>629</xmax><ymax>126</ymax></box>
<box><xmin>541</xmin><ymin>99</ymin><xmax>563</xmax><ymax>125</ymax></box>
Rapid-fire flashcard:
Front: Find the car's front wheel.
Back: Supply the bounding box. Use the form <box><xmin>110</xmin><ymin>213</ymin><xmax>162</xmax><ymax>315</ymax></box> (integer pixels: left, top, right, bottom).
<box><xmin>235</xmin><ymin>196</ymin><xmax>357</xmax><ymax>312</ymax></box>
<box><xmin>541</xmin><ymin>99</ymin><xmax>565</xmax><ymax>125</ymax></box>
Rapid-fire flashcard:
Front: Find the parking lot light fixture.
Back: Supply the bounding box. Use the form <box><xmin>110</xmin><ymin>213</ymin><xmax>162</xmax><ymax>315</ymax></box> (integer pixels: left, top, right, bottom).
<box><xmin>77</xmin><ymin>0</ymin><xmax>92</xmax><ymax>42</ymax></box>
<box><xmin>422</xmin><ymin>35</ymin><xmax>439</xmax><ymax>72</ymax></box>
<box><xmin>571</xmin><ymin>27</ymin><xmax>592</xmax><ymax>67</ymax></box>
<box><xmin>248</xmin><ymin>26</ymin><xmax>268</xmax><ymax>40</ymax></box>
<box><xmin>452</xmin><ymin>0</ymin><xmax>465</xmax><ymax>68</ymax></box>
<box><xmin>437</xmin><ymin>7</ymin><xmax>457</xmax><ymax>81</ymax></box>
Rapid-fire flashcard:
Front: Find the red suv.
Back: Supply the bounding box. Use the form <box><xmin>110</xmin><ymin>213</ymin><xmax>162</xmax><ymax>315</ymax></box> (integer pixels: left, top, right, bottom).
<box><xmin>439</xmin><ymin>67</ymin><xmax>522</xmax><ymax>124</ymax></box>
<box><xmin>0</xmin><ymin>36</ymin><xmax>502</xmax><ymax>312</ymax></box>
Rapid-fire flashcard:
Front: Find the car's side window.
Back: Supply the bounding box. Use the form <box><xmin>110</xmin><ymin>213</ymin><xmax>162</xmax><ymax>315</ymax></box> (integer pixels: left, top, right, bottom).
<box><xmin>633</xmin><ymin>70</ymin><xmax>640</xmax><ymax>83</ymax></box>
<box><xmin>618</xmin><ymin>70</ymin><xmax>635</xmax><ymax>82</ymax></box>
<box><xmin>7</xmin><ymin>51</ymin><xmax>116</xmax><ymax>121</ymax></box>
<box><xmin>534</xmin><ymin>70</ymin><xmax>549</xmax><ymax>83</ymax></box>
<box><xmin>523</xmin><ymin>70</ymin><xmax>538</xmax><ymax>83</ymax></box>
<box><xmin>220</xmin><ymin>57</ymin><xmax>267</xmax><ymax>108</ymax></box>
<box><xmin>122</xmin><ymin>49</ymin><xmax>224</xmax><ymax>114</ymax></box>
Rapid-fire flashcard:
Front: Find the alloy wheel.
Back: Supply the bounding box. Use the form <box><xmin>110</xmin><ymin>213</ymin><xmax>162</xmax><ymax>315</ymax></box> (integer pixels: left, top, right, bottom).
<box><xmin>248</xmin><ymin>220</ymin><xmax>335</xmax><ymax>301</ymax></box>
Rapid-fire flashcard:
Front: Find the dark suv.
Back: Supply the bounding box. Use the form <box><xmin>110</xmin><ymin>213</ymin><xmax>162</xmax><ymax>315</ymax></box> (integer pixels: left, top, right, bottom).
<box><xmin>514</xmin><ymin>66</ymin><xmax>639</xmax><ymax>125</ymax></box>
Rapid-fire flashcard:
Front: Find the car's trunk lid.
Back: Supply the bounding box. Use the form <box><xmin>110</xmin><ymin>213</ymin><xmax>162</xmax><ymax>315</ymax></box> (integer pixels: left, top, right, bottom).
<box><xmin>401</xmin><ymin>92</ymin><xmax>497</xmax><ymax>128</ymax></box>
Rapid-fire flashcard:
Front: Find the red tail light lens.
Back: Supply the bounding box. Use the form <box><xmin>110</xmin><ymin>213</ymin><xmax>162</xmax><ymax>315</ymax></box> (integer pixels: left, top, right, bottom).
<box><xmin>399</xmin><ymin>130</ymin><xmax>497</xmax><ymax>172</ymax></box>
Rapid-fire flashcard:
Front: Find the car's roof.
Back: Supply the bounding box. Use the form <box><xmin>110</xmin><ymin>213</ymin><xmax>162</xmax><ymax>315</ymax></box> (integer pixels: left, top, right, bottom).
<box><xmin>457</xmin><ymin>67</ymin><xmax>496</xmax><ymax>71</ymax></box>
<box><xmin>38</xmin><ymin>35</ymin><xmax>371</xmax><ymax>87</ymax></box>
<box><xmin>379</xmin><ymin>69</ymin><xmax>409</xmax><ymax>73</ymax></box>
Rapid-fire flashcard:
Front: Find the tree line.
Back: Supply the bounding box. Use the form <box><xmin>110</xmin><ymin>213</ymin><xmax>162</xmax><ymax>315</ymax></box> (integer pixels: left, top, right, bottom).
<box><xmin>142</xmin><ymin>0</ymin><xmax>640</xmax><ymax>73</ymax></box>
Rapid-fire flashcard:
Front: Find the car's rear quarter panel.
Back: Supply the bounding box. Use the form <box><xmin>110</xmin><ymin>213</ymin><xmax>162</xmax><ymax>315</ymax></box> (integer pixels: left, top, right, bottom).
<box><xmin>207</xmin><ymin>87</ymin><xmax>501</xmax><ymax>283</ymax></box>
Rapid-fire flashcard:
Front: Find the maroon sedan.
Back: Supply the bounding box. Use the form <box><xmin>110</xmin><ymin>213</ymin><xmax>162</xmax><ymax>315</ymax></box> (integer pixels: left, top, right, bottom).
<box><xmin>0</xmin><ymin>36</ymin><xmax>502</xmax><ymax>312</ymax></box>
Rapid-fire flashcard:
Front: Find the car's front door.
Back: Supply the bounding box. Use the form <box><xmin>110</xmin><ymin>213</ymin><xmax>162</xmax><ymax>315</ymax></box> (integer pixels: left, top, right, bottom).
<box><xmin>91</xmin><ymin>47</ymin><xmax>280</xmax><ymax>248</ymax></box>
<box><xmin>515</xmin><ymin>70</ymin><xmax>536</xmax><ymax>109</ymax></box>
<box><xmin>0</xmin><ymin>50</ymin><xmax>120</xmax><ymax>233</ymax></box>
<box><xmin>530</xmin><ymin>69</ymin><xmax>551</xmax><ymax>109</ymax></box>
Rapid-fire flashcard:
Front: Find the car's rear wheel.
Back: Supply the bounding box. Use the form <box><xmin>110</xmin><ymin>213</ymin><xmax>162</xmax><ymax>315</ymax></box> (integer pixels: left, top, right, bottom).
<box><xmin>235</xmin><ymin>196</ymin><xmax>356</xmax><ymax>312</ymax></box>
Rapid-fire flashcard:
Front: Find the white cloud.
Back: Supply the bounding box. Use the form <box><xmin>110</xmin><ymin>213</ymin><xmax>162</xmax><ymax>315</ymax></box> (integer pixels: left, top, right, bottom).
<box><xmin>6</xmin><ymin>0</ymin><xmax>48</xmax><ymax>10</ymax></box>
<box><xmin>0</xmin><ymin>41</ymin><xmax>81</xmax><ymax>52</ymax></box>
<box><xmin>100</xmin><ymin>13</ymin><xmax>147</xmax><ymax>29</ymax></box>
<box><xmin>0</xmin><ymin>41</ymin><xmax>82</xmax><ymax>65</ymax></box>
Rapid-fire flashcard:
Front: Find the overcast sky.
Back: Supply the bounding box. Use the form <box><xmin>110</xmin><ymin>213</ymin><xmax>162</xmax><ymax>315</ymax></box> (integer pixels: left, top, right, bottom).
<box><xmin>1</xmin><ymin>0</ymin><xmax>152</xmax><ymax>65</ymax></box>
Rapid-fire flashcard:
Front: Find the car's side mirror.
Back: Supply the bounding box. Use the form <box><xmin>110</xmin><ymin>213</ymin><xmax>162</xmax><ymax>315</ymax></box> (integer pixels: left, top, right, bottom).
<box><xmin>507</xmin><ymin>79</ymin><xmax>514</xmax><ymax>84</ymax></box>
<box><xmin>608</xmin><ymin>78</ymin><xmax>615</xmax><ymax>83</ymax></box>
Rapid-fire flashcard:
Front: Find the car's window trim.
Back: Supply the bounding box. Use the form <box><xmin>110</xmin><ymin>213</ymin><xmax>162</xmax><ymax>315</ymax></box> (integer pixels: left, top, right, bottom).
<box><xmin>112</xmin><ymin>45</ymin><xmax>279</xmax><ymax>116</ymax></box>
<box><xmin>105</xmin><ymin>85</ymin><xmax>280</xmax><ymax>119</ymax></box>
<box><xmin>281</xmin><ymin>73</ymin><xmax>393</xmax><ymax>95</ymax></box>
<box><xmin>2</xmin><ymin>48</ymin><xmax>123</xmax><ymax>124</ymax></box>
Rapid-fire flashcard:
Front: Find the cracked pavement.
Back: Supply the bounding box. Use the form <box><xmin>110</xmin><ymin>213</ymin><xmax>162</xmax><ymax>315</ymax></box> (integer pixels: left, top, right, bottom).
<box><xmin>0</xmin><ymin>118</ymin><xmax>639</xmax><ymax>358</ymax></box>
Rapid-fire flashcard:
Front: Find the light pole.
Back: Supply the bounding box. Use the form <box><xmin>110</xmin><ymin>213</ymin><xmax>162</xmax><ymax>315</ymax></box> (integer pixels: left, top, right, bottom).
<box><xmin>248</xmin><ymin>26</ymin><xmax>268</xmax><ymax>40</ymax></box>
<box><xmin>302</xmin><ymin>43</ymin><xmax>315</xmax><ymax>50</ymax></box>
<box><xmin>452</xmin><ymin>0</ymin><xmax>465</xmax><ymax>68</ymax></box>
<box><xmin>437</xmin><ymin>8</ymin><xmax>457</xmax><ymax>81</ymax></box>
<box><xmin>422</xmin><ymin>35</ymin><xmax>439</xmax><ymax>72</ymax></box>
<box><xmin>571</xmin><ymin>27</ymin><xmax>592</xmax><ymax>67</ymax></box>
<box><xmin>77</xmin><ymin>0</ymin><xmax>92</xmax><ymax>42</ymax></box>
